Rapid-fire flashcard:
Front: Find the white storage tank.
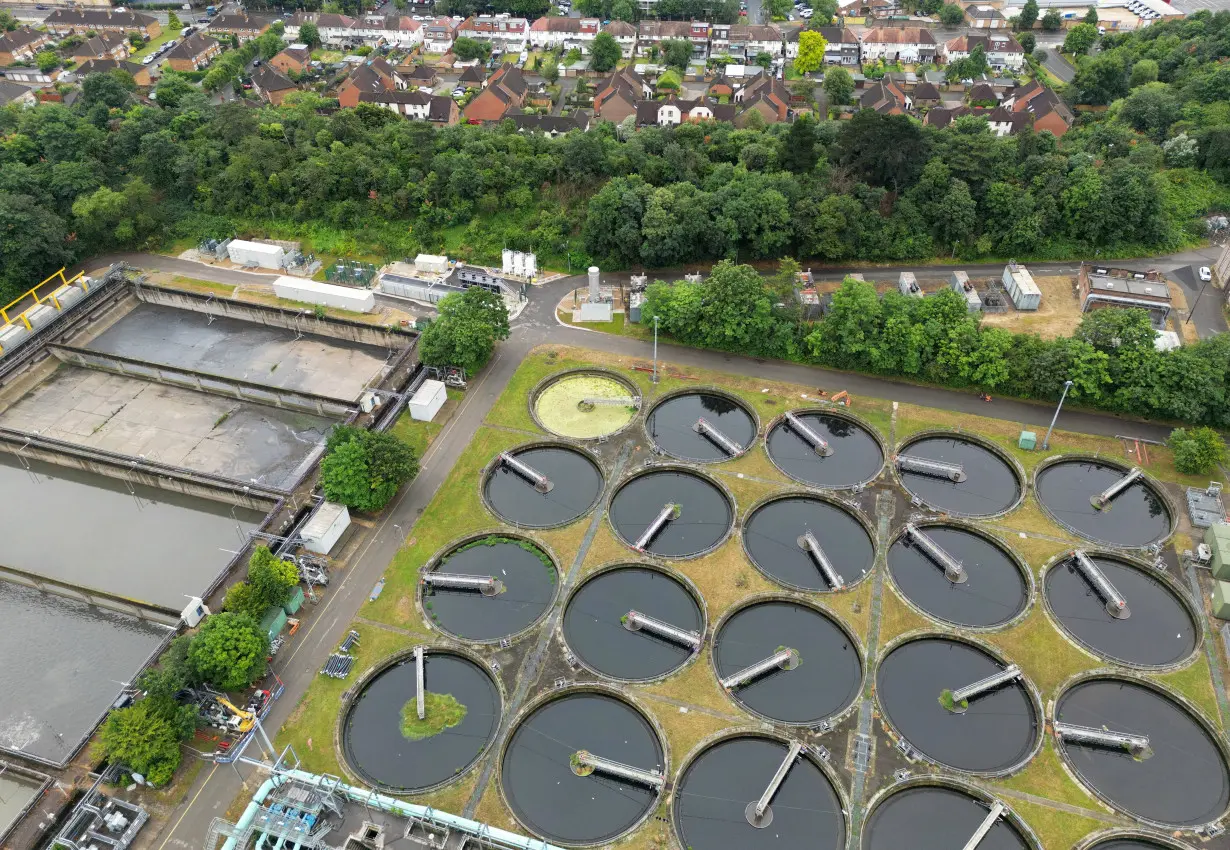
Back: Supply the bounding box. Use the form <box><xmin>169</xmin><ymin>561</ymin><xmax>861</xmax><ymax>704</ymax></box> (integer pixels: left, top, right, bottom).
<box><xmin>228</xmin><ymin>239</ymin><xmax>285</xmax><ymax>270</ymax></box>
<box><xmin>272</xmin><ymin>276</ymin><xmax>376</xmax><ymax>312</ymax></box>
<box><xmin>414</xmin><ymin>253</ymin><xmax>450</xmax><ymax>275</ymax></box>
<box><xmin>1002</xmin><ymin>261</ymin><xmax>1041</xmax><ymax>311</ymax></box>
<box><xmin>408</xmin><ymin>379</ymin><xmax>447</xmax><ymax>422</ymax></box>
<box><xmin>302</xmin><ymin>501</ymin><xmax>351</xmax><ymax>555</ymax></box>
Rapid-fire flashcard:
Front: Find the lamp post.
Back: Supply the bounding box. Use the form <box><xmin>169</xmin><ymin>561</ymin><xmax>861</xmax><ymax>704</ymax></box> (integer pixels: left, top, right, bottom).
<box><xmin>652</xmin><ymin>315</ymin><xmax>660</xmax><ymax>384</ymax></box>
<box><xmin>1042</xmin><ymin>380</ymin><xmax>1074</xmax><ymax>451</ymax></box>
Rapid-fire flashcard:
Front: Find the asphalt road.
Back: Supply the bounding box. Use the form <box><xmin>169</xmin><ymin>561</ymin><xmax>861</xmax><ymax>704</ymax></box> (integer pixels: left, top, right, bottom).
<box><xmin>1036</xmin><ymin>37</ymin><xmax>1077</xmax><ymax>82</ymax></box>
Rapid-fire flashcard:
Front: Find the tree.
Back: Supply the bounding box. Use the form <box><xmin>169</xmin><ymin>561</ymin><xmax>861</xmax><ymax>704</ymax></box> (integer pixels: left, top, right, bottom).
<box><xmin>321</xmin><ymin>425</ymin><xmax>420</xmax><ymax>513</ymax></box>
<box><xmin>1017</xmin><ymin>0</ymin><xmax>1038</xmax><ymax>30</ymax></box>
<box><xmin>1083</xmin><ymin>6</ymin><xmax>1099</xmax><ymax>24</ymax></box>
<box><xmin>453</xmin><ymin>36</ymin><xmax>491</xmax><ymax>61</ymax></box>
<box><xmin>1170</xmin><ymin>427</ymin><xmax>1226</xmax><ymax>475</ymax></box>
<box><xmin>811</xmin><ymin>0</ymin><xmax>837</xmax><ymax>24</ymax></box>
<box><xmin>946</xmin><ymin>43</ymin><xmax>988</xmax><ymax>81</ymax></box>
<box><xmin>590</xmin><ymin>31</ymin><xmax>620</xmax><ymax>71</ymax></box>
<box><xmin>418</xmin><ymin>287</ymin><xmax>510</xmax><ymax>376</ymax></box>
<box><xmin>188</xmin><ymin>613</ymin><xmax>268</xmax><ymax>691</ymax></box>
<box><xmin>247</xmin><ymin>546</ymin><xmax>299</xmax><ymax>611</ymax></box>
<box><xmin>1063</xmin><ymin>22</ymin><xmax>1098</xmax><ymax>56</ymax></box>
<box><xmin>1040</xmin><ymin>8</ymin><xmax>1062</xmax><ymax>30</ymax></box>
<box><xmin>154</xmin><ymin>71</ymin><xmax>196</xmax><ymax>108</ymax></box>
<box><xmin>662</xmin><ymin>38</ymin><xmax>692</xmax><ymax>71</ymax></box>
<box><xmin>754</xmin><ymin>50</ymin><xmax>773</xmax><ymax>69</ymax></box>
<box><xmin>835</xmin><ymin>110</ymin><xmax>928</xmax><ymax>190</ymax></box>
<box><xmin>222</xmin><ymin>580</ymin><xmax>264</xmax><ymax>618</ymax></box>
<box><xmin>1070</xmin><ymin>53</ymin><xmax>1128</xmax><ymax>104</ymax></box>
<box><xmin>1018</xmin><ymin>32</ymin><xmax>1035</xmax><ymax>55</ymax></box>
<box><xmin>611</xmin><ymin>0</ymin><xmax>637</xmax><ymax>20</ymax></box>
<box><xmin>541</xmin><ymin>57</ymin><xmax>559</xmax><ymax>83</ymax></box>
<box><xmin>168</xmin><ymin>10</ymin><xmax>182</xmax><ymax>29</ymax></box>
<box><xmin>97</xmin><ymin>699</ymin><xmax>185</xmax><ymax>786</ymax></box>
<box><xmin>299</xmin><ymin>20</ymin><xmax>321</xmax><ymax>48</ymax></box>
<box><xmin>35</xmin><ymin>50</ymin><xmax>58</xmax><ymax>73</ymax></box>
<box><xmin>823</xmin><ymin>65</ymin><xmax>853</xmax><ymax>106</ymax></box>
<box><xmin>1129</xmin><ymin>58</ymin><xmax>1158</xmax><ymax>88</ymax></box>
<box><xmin>1118</xmin><ymin>83</ymin><xmax>1181</xmax><ymax>141</ymax></box>
<box><xmin>81</xmin><ymin>69</ymin><xmax>136</xmax><ymax>110</ymax></box>
<box><xmin>0</xmin><ymin>10</ymin><xmax>18</xmax><ymax>31</ymax></box>
<box><xmin>793</xmin><ymin>29</ymin><xmax>827</xmax><ymax>75</ymax></box>
<box><xmin>939</xmin><ymin>3</ymin><xmax>965</xmax><ymax>25</ymax></box>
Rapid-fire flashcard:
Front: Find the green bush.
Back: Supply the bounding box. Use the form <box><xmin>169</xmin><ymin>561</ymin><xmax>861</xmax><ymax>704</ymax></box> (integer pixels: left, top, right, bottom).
<box><xmin>321</xmin><ymin>425</ymin><xmax>420</xmax><ymax>513</ymax></box>
<box><xmin>1170</xmin><ymin>427</ymin><xmax>1226</xmax><ymax>475</ymax></box>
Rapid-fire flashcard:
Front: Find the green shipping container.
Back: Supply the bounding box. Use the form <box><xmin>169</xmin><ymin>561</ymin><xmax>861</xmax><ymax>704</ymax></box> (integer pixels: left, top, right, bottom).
<box><xmin>1205</xmin><ymin>523</ymin><xmax>1230</xmax><ymax>548</ymax></box>
<box><xmin>283</xmin><ymin>586</ymin><xmax>304</xmax><ymax>615</ymax></box>
<box><xmin>1213</xmin><ymin>581</ymin><xmax>1230</xmax><ymax>620</ymax></box>
<box><xmin>1213</xmin><ymin>537</ymin><xmax>1230</xmax><ymax>581</ymax></box>
<box><xmin>260</xmin><ymin>605</ymin><xmax>288</xmax><ymax>642</ymax></box>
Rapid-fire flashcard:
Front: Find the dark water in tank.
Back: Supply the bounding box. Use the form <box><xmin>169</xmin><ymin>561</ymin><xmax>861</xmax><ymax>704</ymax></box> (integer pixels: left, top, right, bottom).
<box><xmin>676</xmin><ymin>737</ymin><xmax>845</xmax><ymax>850</ymax></box>
<box><xmin>342</xmin><ymin>653</ymin><xmax>499</xmax><ymax>791</ymax></box>
<box><xmin>1046</xmin><ymin>555</ymin><xmax>1197</xmax><ymax>667</ymax></box>
<box><xmin>714</xmin><ymin>601</ymin><xmax>861</xmax><ymax>724</ymax></box>
<box><xmin>888</xmin><ymin>526</ymin><xmax>1028</xmax><ymax>628</ymax></box>
<box><xmin>766</xmin><ymin>412</ymin><xmax>884</xmax><ymax>488</ymax></box>
<box><xmin>897</xmin><ymin>436</ymin><xmax>1022</xmax><ymax>516</ymax></box>
<box><xmin>424</xmin><ymin>539</ymin><xmax>556</xmax><ymax>641</ymax></box>
<box><xmin>1089</xmin><ymin>841</ymin><xmax>1179</xmax><ymax>850</ymax></box>
<box><xmin>863</xmin><ymin>785</ymin><xmax>1030</xmax><ymax>850</ymax></box>
<box><xmin>1056</xmin><ymin>679</ymin><xmax>1230</xmax><ymax>826</ymax></box>
<box><xmin>484</xmin><ymin>446</ymin><xmax>603</xmax><ymax>528</ymax></box>
<box><xmin>563</xmin><ymin>566</ymin><xmax>702</xmax><ymax>680</ymax></box>
<box><xmin>502</xmin><ymin>693</ymin><xmax>663</xmax><ymax>844</ymax></box>
<box><xmin>877</xmin><ymin>638</ymin><xmax>1038</xmax><ymax>773</ymax></box>
<box><xmin>1036</xmin><ymin>461</ymin><xmax>1171</xmax><ymax>548</ymax></box>
<box><xmin>610</xmin><ymin>470</ymin><xmax>733</xmax><ymax>557</ymax></box>
<box><xmin>646</xmin><ymin>393</ymin><xmax>757</xmax><ymax>462</ymax></box>
<box><xmin>743</xmin><ymin>497</ymin><xmax>875</xmax><ymax>591</ymax></box>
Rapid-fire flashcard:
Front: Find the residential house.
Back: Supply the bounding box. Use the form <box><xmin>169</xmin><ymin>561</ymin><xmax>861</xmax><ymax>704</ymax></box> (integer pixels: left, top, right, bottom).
<box><xmin>859</xmin><ymin>77</ymin><xmax>909</xmax><ymax>113</ymax></box>
<box><xmin>358</xmin><ymin>88</ymin><xmax>458</xmax><ymax>124</ymax></box>
<box><xmin>635</xmin><ymin>96</ymin><xmax>735</xmax><ymax>126</ymax></box>
<box><xmin>965</xmin><ymin>4</ymin><xmax>1008</xmax><ymax>27</ymax></box>
<box><xmin>164</xmin><ymin>33</ymin><xmax>221</xmax><ymax>71</ymax></box>
<box><xmin>457</xmin><ymin>15</ymin><xmax>529</xmax><ymax>55</ymax></box>
<box><xmin>507</xmin><ymin>109</ymin><xmax>590</xmax><ymax>135</ymax></box>
<box><xmin>528</xmin><ymin>16</ymin><xmax>599</xmax><ymax>52</ymax></box>
<box><xmin>967</xmin><ymin>81</ymin><xmax>998</xmax><ymax>103</ymax></box>
<box><xmin>637</xmin><ymin>20</ymin><xmax>710</xmax><ymax>58</ymax></box>
<box><xmin>707</xmin><ymin>74</ymin><xmax>736</xmax><ymax>100</ymax></box>
<box><xmin>923</xmin><ymin>104</ymin><xmax>970</xmax><ymax>128</ymax></box>
<box><xmin>1002</xmin><ymin>79</ymin><xmax>1073</xmax><ymax>137</ymax></box>
<box><xmin>336</xmin><ymin>57</ymin><xmax>407</xmax><ymax>107</ymax></box>
<box><xmin>400</xmin><ymin>64</ymin><xmax>438</xmax><ymax>87</ymax></box>
<box><xmin>462</xmin><ymin>62</ymin><xmax>527</xmax><ymax>122</ymax></box>
<box><xmin>786</xmin><ymin>26</ymin><xmax>859</xmax><ymax>64</ymax></box>
<box><xmin>603</xmin><ymin>20</ymin><xmax>638</xmax><ymax>58</ymax></box>
<box><xmin>984</xmin><ymin>105</ymin><xmax>1029</xmax><ymax>135</ymax></box>
<box><xmin>43</xmin><ymin>8</ymin><xmax>161</xmax><ymax>38</ymax></box>
<box><xmin>350</xmin><ymin>15</ymin><xmax>423</xmax><ymax>49</ymax></box>
<box><xmin>943</xmin><ymin>32</ymin><xmax>1024</xmax><ymax>70</ymax></box>
<box><xmin>592</xmin><ymin>65</ymin><xmax>651</xmax><ymax>122</ymax></box>
<box><xmin>866</xmin><ymin>0</ymin><xmax>903</xmax><ymax>17</ymax></box>
<box><xmin>69</xmin><ymin>33</ymin><xmax>130</xmax><ymax>64</ymax></box>
<box><xmin>0</xmin><ymin>79</ymin><xmax>36</xmax><ymax>106</ymax></box>
<box><xmin>207</xmin><ymin>12</ymin><xmax>271</xmax><ymax>42</ymax></box>
<box><xmin>0</xmin><ymin>28</ymin><xmax>52</xmax><ymax>67</ymax></box>
<box><xmin>251</xmin><ymin>63</ymin><xmax>298</xmax><ymax>105</ymax></box>
<box><xmin>4</xmin><ymin>67</ymin><xmax>54</xmax><ymax>83</ymax></box>
<box><xmin>860</xmin><ymin>27</ymin><xmax>936</xmax><ymax>63</ymax></box>
<box><xmin>734</xmin><ymin>71</ymin><xmax>791</xmax><ymax>124</ymax></box>
<box><xmin>458</xmin><ymin>64</ymin><xmax>485</xmax><ymax>88</ymax></box>
<box><xmin>422</xmin><ymin>17</ymin><xmax>457</xmax><ymax>54</ymax></box>
<box><xmin>912</xmin><ymin>79</ymin><xmax>941</xmax><ymax>107</ymax></box>
<box><xmin>292</xmin><ymin>13</ymin><xmax>354</xmax><ymax>46</ymax></box>
<box><xmin>270</xmin><ymin>45</ymin><xmax>311</xmax><ymax>75</ymax></box>
<box><xmin>711</xmin><ymin>23</ymin><xmax>782</xmax><ymax>61</ymax></box>
<box><xmin>76</xmin><ymin>56</ymin><xmax>152</xmax><ymax>85</ymax></box>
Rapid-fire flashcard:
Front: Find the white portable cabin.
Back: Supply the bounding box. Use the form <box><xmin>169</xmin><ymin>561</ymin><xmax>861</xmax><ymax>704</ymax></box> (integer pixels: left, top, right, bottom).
<box><xmin>408</xmin><ymin>379</ymin><xmax>447</xmax><ymax>422</ymax></box>
<box><xmin>302</xmin><ymin>501</ymin><xmax>351</xmax><ymax>555</ymax></box>
<box><xmin>1002</xmin><ymin>261</ymin><xmax>1041</xmax><ymax>311</ymax></box>
<box><xmin>228</xmin><ymin>239</ymin><xmax>285</xmax><ymax>270</ymax></box>
<box><xmin>414</xmin><ymin>253</ymin><xmax>450</xmax><ymax>275</ymax></box>
<box><xmin>273</xmin><ymin>276</ymin><xmax>376</xmax><ymax>312</ymax></box>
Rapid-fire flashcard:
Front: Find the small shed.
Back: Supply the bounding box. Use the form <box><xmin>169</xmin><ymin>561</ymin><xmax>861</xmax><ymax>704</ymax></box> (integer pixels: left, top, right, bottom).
<box><xmin>228</xmin><ymin>239</ymin><xmax>284</xmax><ymax>270</ymax></box>
<box><xmin>302</xmin><ymin>501</ymin><xmax>351</xmax><ymax>555</ymax></box>
<box><xmin>1002</xmin><ymin>261</ymin><xmax>1041</xmax><ymax>311</ymax></box>
<box><xmin>414</xmin><ymin>253</ymin><xmax>450</xmax><ymax>275</ymax></box>
<box><xmin>1213</xmin><ymin>581</ymin><xmax>1230</xmax><ymax>620</ymax></box>
<box><xmin>283</xmin><ymin>585</ymin><xmax>305</xmax><ymax>615</ymax></box>
<box><xmin>260</xmin><ymin>605</ymin><xmax>288</xmax><ymax>642</ymax></box>
<box><xmin>898</xmin><ymin>272</ymin><xmax>922</xmax><ymax>298</ymax></box>
<box><xmin>951</xmin><ymin>271</ymin><xmax>981</xmax><ymax>312</ymax></box>
<box><xmin>1018</xmin><ymin>431</ymin><xmax>1036</xmax><ymax>450</ymax></box>
<box><xmin>409</xmin><ymin>379</ymin><xmax>447</xmax><ymax>422</ymax></box>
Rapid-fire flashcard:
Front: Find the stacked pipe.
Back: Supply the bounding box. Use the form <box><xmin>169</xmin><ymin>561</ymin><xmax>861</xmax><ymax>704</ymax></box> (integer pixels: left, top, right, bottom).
<box><xmin>321</xmin><ymin>654</ymin><xmax>355</xmax><ymax>679</ymax></box>
<box><xmin>339</xmin><ymin>630</ymin><xmax>360</xmax><ymax>653</ymax></box>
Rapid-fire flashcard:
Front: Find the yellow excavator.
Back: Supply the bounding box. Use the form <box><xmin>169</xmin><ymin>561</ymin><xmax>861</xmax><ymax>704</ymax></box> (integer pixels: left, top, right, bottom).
<box><xmin>214</xmin><ymin>697</ymin><xmax>256</xmax><ymax>733</ymax></box>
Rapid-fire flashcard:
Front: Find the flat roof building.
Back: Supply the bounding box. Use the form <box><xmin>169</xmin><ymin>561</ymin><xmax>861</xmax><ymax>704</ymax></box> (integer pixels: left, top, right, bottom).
<box><xmin>1078</xmin><ymin>262</ymin><xmax>1171</xmax><ymax>323</ymax></box>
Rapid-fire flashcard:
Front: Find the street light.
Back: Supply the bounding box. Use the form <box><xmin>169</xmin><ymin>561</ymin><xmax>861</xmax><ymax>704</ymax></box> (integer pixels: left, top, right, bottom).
<box><xmin>1042</xmin><ymin>380</ymin><xmax>1074</xmax><ymax>451</ymax></box>
<box><xmin>652</xmin><ymin>316</ymin><xmax>660</xmax><ymax>384</ymax></box>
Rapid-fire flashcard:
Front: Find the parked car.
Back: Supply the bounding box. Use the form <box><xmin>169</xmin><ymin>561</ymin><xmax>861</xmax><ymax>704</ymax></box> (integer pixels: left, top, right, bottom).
<box><xmin>142</xmin><ymin>54</ymin><xmax>156</xmax><ymax>65</ymax></box>
<box><xmin>1200</xmin><ymin>266</ymin><xmax>1213</xmax><ymax>282</ymax></box>
<box><xmin>452</xmin><ymin>87</ymin><xmax>465</xmax><ymax>97</ymax></box>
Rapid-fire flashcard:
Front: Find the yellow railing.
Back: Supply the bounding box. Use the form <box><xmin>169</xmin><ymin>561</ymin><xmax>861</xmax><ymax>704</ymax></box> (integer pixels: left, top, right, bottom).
<box><xmin>0</xmin><ymin>268</ymin><xmax>88</xmax><ymax>331</ymax></box>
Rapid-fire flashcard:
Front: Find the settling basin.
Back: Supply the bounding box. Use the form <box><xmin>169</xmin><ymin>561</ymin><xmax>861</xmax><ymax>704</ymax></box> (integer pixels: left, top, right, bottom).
<box><xmin>1036</xmin><ymin>460</ymin><xmax>1171</xmax><ymax>548</ymax></box>
<box><xmin>896</xmin><ymin>435</ymin><xmax>1022</xmax><ymax>517</ymax></box>
<box><xmin>645</xmin><ymin>392</ymin><xmax>756</xmax><ymax>462</ymax></box>
<box><xmin>877</xmin><ymin>638</ymin><xmax>1038</xmax><ymax>773</ymax></box>
<box><xmin>1045</xmin><ymin>554</ymin><xmax>1197</xmax><ymax>667</ymax></box>
<box><xmin>502</xmin><ymin>692</ymin><xmax>663</xmax><ymax>845</ymax></box>
<box><xmin>421</xmin><ymin>537</ymin><xmax>557</xmax><ymax>642</ymax></box>
<box><xmin>342</xmin><ymin>651</ymin><xmax>499</xmax><ymax>792</ymax></box>
<box><xmin>863</xmin><ymin>785</ymin><xmax>1031</xmax><ymax>850</ymax></box>
<box><xmin>563</xmin><ymin>566</ymin><xmax>702</xmax><ymax>681</ymax></box>
<box><xmin>0</xmin><ymin>768</ymin><xmax>44</xmax><ymax>842</ymax></box>
<box><xmin>533</xmin><ymin>371</ymin><xmax>639</xmax><ymax>439</ymax></box>
<box><xmin>1086</xmin><ymin>839</ymin><xmax>1187</xmax><ymax>850</ymax></box>
<box><xmin>714</xmin><ymin>601</ymin><xmax>861</xmax><ymax>724</ymax></box>
<box><xmin>483</xmin><ymin>445</ymin><xmax>603</xmax><ymax>528</ymax></box>
<box><xmin>888</xmin><ymin>525</ymin><xmax>1028</xmax><ymax>628</ymax></box>
<box><xmin>1055</xmin><ymin>678</ymin><xmax>1230</xmax><ymax>826</ymax></box>
<box><xmin>766</xmin><ymin>410</ymin><xmax>884</xmax><ymax>489</ymax></box>
<box><xmin>609</xmin><ymin>469</ymin><xmax>733</xmax><ymax>558</ymax></box>
<box><xmin>743</xmin><ymin>495</ymin><xmax>874</xmax><ymax>591</ymax></box>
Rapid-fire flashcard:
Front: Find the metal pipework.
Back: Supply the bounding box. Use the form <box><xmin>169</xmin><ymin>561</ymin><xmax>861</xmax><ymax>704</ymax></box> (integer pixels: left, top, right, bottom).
<box><xmin>896</xmin><ymin>454</ymin><xmax>967</xmax><ymax>482</ymax></box>
<box><xmin>1054</xmin><ymin>721</ymin><xmax>1150</xmax><ymax>756</ymax></box>
<box><xmin>797</xmin><ymin>531</ymin><xmax>845</xmax><ymax>589</ymax></box>
<box><xmin>634</xmin><ymin>503</ymin><xmax>681</xmax><ymax>552</ymax></box>
<box><xmin>947</xmin><ymin>664</ymin><xmax>1021</xmax><ymax>713</ymax></box>
<box><xmin>572</xmin><ymin>750</ymin><xmax>665</xmax><ymax>788</ymax></box>
<box><xmin>960</xmin><ymin>801</ymin><xmax>1006</xmax><ymax>850</ymax></box>
<box><xmin>580</xmin><ymin>396</ymin><xmax>641</xmax><ymax>408</ymax></box>
<box><xmin>1069</xmin><ymin>550</ymin><xmax>1130</xmax><ymax>619</ymax></box>
<box><xmin>624</xmin><ymin>610</ymin><xmax>702</xmax><ymax>650</ymax></box>
<box><xmin>1090</xmin><ymin>467</ymin><xmax>1143</xmax><ymax>510</ymax></box>
<box><xmin>905</xmin><ymin>523</ymin><xmax>967</xmax><ymax>584</ymax></box>
<box><xmin>420</xmin><ymin>572</ymin><xmax>505</xmax><ymax>596</ymax></box>
<box><xmin>693</xmin><ymin>417</ymin><xmax>743</xmax><ymax>456</ymax></box>
<box><xmin>414</xmin><ymin>645</ymin><xmax>425</xmax><ymax>721</ymax></box>
<box><xmin>785</xmin><ymin>411</ymin><xmax>832</xmax><ymax>457</ymax></box>
<box><xmin>721</xmin><ymin>647</ymin><xmax>800</xmax><ymax>690</ymax></box>
<box><xmin>745</xmin><ymin>741</ymin><xmax>803</xmax><ymax>828</ymax></box>
<box><xmin>498</xmin><ymin>451</ymin><xmax>553</xmax><ymax>493</ymax></box>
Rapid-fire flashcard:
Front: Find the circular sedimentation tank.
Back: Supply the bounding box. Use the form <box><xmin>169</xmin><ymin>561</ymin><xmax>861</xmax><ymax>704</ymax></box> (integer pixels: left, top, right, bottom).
<box><xmin>1055</xmin><ymin>677</ymin><xmax>1230</xmax><ymax>827</ymax></box>
<box><xmin>714</xmin><ymin>600</ymin><xmax>861</xmax><ymax>725</ymax></box>
<box><xmin>1035</xmin><ymin>459</ymin><xmax>1172</xmax><ymax>548</ymax></box>
<box><xmin>342</xmin><ymin>651</ymin><xmax>499</xmax><ymax>793</ymax></box>
<box><xmin>609</xmin><ymin>468</ymin><xmax>733</xmax><ymax>558</ymax></box>
<box><xmin>887</xmin><ymin>524</ymin><xmax>1029</xmax><ymax>629</ymax></box>
<box><xmin>896</xmin><ymin>434</ymin><xmax>1023</xmax><ymax>517</ymax></box>
<box><xmin>533</xmin><ymin>370</ymin><xmax>640</xmax><ymax>439</ymax></box>
<box><xmin>644</xmin><ymin>391</ymin><xmax>756</xmax><ymax>462</ymax></box>
<box><xmin>501</xmin><ymin>691</ymin><xmax>663</xmax><ymax>845</ymax></box>
<box><xmin>742</xmin><ymin>495</ymin><xmax>875</xmax><ymax>591</ymax></box>
<box><xmin>1044</xmin><ymin>553</ymin><xmax>1198</xmax><ymax>668</ymax></box>
<box><xmin>675</xmin><ymin>735</ymin><xmax>846</xmax><ymax>850</ymax></box>
<box><xmin>1085</xmin><ymin>839</ymin><xmax>1193</xmax><ymax>850</ymax></box>
<box><xmin>876</xmin><ymin>637</ymin><xmax>1039</xmax><ymax>774</ymax></box>
<box><xmin>765</xmin><ymin>409</ymin><xmax>884</xmax><ymax>489</ymax></box>
<box><xmin>420</xmin><ymin>536</ymin><xmax>557</xmax><ymax>642</ymax></box>
<box><xmin>483</xmin><ymin>444</ymin><xmax>604</xmax><ymax>528</ymax></box>
<box><xmin>863</xmin><ymin>784</ymin><xmax>1033</xmax><ymax>850</ymax></box>
<box><xmin>563</xmin><ymin>565</ymin><xmax>703</xmax><ymax>681</ymax></box>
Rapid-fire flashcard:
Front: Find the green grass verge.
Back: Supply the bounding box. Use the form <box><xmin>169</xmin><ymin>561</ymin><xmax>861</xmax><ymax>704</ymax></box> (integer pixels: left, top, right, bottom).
<box><xmin>388</xmin><ymin>388</ymin><xmax>463</xmax><ymax>457</ymax></box>
<box><xmin>400</xmin><ymin>692</ymin><xmax>467</xmax><ymax>741</ymax></box>
<box><xmin>130</xmin><ymin>29</ymin><xmax>178</xmax><ymax>60</ymax></box>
